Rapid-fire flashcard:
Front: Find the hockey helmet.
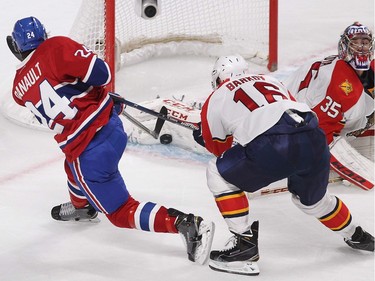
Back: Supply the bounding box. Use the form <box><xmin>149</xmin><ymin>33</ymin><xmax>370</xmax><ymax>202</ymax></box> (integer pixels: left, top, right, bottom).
<box><xmin>338</xmin><ymin>22</ymin><xmax>373</xmax><ymax>70</ymax></box>
<box><xmin>12</xmin><ymin>16</ymin><xmax>47</xmax><ymax>53</ymax></box>
<box><xmin>211</xmin><ymin>55</ymin><xmax>248</xmax><ymax>90</ymax></box>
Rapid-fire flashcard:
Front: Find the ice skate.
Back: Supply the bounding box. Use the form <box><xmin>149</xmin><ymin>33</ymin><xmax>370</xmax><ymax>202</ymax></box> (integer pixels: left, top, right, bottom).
<box><xmin>209</xmin><ymin>221</ymin><xmax>260</xmax><ymax>276</ymax></box>
<box><xmin>170</xmin><ymin>208</ymin><xmax>215</xmax><ymax>264</ymax></box>
<box><xmin>51</xmin><ymin>202</ymin><xmax>100</xmax><ymax>223</ymax></box>
<box><xmin>344</xmin><ymin>226</ymin><xmax>374</xmax><ymax>252</ymax></box>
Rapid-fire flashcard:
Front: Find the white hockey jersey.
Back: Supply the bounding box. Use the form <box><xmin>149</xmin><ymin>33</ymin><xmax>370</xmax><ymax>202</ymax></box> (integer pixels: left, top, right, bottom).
<box><xmin>200</xmin><ymin>74</ymin><xmax>311</xmax><ymax>157</ymax></box>
<box><xmin>284</xmin><ymin>56</ymin><xmax>374</xmax><ymax>144</ymax></box>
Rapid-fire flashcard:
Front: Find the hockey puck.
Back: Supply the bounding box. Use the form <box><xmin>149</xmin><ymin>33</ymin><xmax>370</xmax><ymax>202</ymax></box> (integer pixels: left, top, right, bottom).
<box><xmin>160</xmin><ymin>134</ymin><xmax>172</xmax><ymax>144</ymax></box>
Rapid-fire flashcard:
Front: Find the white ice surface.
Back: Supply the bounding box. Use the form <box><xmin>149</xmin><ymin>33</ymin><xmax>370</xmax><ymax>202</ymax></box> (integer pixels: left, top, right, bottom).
<box><xmin>0</xmin><ymin>1</ymin><xmax>373</xmax><ymax>280</ymax></box>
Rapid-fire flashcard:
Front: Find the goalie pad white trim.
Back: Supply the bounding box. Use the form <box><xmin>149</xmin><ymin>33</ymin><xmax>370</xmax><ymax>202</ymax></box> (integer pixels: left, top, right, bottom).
<box><xmin>330</xmin><ymin>136</ymin><xmax>374</xmax><ymax>190</ymax></box>
<box><xmin>122</xmin><ymin>96</ymin><xmax>209</xmax><ymax>154</ymax></box>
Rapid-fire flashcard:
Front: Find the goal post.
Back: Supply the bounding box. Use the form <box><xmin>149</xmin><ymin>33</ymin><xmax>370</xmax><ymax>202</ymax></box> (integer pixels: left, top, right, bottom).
<box><xmin>268</xmin><ymin>0</ymin><xmax>278</xmax><ymax>72</ymax></box>
<box><xmin>70</xmin><ymin>0</ymin><xmax>279</xmax><ymax>91</ymax></box>
<box><xmin>105</xmin><ymin>0</ymin><xmax>116</xmax><ymax>92</ymax></box>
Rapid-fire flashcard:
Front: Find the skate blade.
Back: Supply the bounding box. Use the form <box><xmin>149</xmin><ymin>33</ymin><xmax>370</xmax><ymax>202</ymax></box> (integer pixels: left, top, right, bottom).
<box><xmin>194</xmin><ymin>221</ymin><xmax>215</xmax><ymax>265</ymax></box>
<box><xmin>56</xmin><ymin>217</ymin><xmax>101</xmax><ymax>224</ymax></box>
<box><xmin>209</xmin><ymin>259</ymin><xmax>260</xmax><ymax>276</ymax></box>
<box><xmin>81</xmin><ymin>217</ymin><xmax>101</xmax><ymax>223</ymax></box>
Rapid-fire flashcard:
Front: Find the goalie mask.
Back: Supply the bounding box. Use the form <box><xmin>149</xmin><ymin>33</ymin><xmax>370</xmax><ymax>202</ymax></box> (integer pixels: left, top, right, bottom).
<box><xmin>211</xmin><ymin>55</ymin><xmax>248</xmax><ymax>90</ymax></box>
<box><xmin>338</xmin><ymin>22</ymin><xmax>374</xmax><ymax>71</ymax></box>
<box><xmin>12</xmin><ymin>16</ymin><xmax>47</xmax><ymax>53</ymax></box>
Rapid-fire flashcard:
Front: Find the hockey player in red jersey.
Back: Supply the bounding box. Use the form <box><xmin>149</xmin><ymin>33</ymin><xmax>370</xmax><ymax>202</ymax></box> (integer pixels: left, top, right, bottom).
<box><xmin>192</xmin><ymin>55</ymin><xmax>374</xmax><ymax>276</ymax></box>
<box><xmin>8</xmin><ymin>16</ymin><xmax>214</xmax><ymax>264</ymax></box>
<box><xmin>285</xmin><ymin>22</ymin><xmax>374</xmax><ymax>190</ymax></box>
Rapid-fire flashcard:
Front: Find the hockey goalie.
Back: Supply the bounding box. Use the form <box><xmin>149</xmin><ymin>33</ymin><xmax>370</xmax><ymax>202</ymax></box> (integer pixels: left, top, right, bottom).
<box><xmin>284</xmin><ymin>22</ymin><xmax>374</xmax><ymax>190</ymax></box>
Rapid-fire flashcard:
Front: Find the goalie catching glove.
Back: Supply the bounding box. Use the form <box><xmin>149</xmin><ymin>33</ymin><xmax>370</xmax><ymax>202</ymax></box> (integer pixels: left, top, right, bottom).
<box><xmin>347</xmin><ymin>112</ymin><xmax>374</xmax><ymax>137</ymax></box>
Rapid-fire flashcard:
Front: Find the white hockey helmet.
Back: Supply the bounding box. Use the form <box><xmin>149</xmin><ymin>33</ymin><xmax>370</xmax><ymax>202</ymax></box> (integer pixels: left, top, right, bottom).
<box><xmin>338</xmin><ymin>22</ymin><xmax>374</xmax><ymax>71</ymax></box>
<box><xmin>211</xmin><ymin>55</ymin><xmax>249</xmax><ymax>90</ymax></box>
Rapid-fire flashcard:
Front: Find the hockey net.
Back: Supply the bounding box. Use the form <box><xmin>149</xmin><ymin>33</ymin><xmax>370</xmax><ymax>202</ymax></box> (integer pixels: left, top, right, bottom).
<box><xmin>69</xmin><ymin>0</ymin><xmax>278</xmax><ymax>79</ymax></box>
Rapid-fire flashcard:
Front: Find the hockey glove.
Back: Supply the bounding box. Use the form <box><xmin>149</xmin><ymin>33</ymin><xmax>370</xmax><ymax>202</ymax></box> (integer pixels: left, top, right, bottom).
<box><xmin>193</xmin><ymin>122</ymin><xmax>205</xmax><ymax>147</ymax></box>
<box><xmin>109</xmin><ymin>92</ymin><xmax>125</xmax><ymax>115</ymax></box>
<box><xmin>347</xmin><ymin>112</ymin><xmax>374</xmax><ymax>137</ymax></box>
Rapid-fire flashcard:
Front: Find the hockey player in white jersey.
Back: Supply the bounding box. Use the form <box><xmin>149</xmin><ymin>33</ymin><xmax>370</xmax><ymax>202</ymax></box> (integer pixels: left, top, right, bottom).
<box><xmin>284</xmin><ymin>22</ymin><xmax>374</xmax><ymax>190</ymax></box>
<box><xmin>192</xmin><ymin>55</ymin><xmax>374</xmax><ymax>276</ymax></box>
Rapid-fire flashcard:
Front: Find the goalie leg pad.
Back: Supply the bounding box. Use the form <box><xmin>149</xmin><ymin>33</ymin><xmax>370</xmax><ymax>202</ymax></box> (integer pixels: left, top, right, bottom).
<box><xmin>330</xmin><ymin>137</ymin><xmax>374</xmax><ymax>190</ymax></box>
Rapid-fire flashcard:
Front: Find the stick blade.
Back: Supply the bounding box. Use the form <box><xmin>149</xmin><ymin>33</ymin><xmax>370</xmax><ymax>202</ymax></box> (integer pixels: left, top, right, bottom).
<box><xmin>154</xmin><ymin>106</ymin><xmax>168</xmax><ymax>138</ymax></box>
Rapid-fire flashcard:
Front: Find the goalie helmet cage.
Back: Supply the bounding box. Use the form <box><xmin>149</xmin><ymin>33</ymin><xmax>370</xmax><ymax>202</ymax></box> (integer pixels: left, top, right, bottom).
<box><xmin>70</xmin><ymin>0</ymin><xmax>278</xmax><ymax>92</ymax></box>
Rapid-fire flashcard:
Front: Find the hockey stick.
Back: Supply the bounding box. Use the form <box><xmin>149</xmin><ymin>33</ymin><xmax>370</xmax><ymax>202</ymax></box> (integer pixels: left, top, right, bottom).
<box><xmin>121</xmin><ymin>106</ymin><xmax>167</xmax><ymax>139</ymax></box>
<box><xmin>249</xmin><ymin>176</ymin><xmax>343</xmax><ymax>198</ymax></box>
<box><xmin>109</xmin><ymin>93</ymin><xmax>200</xmax><ymax>131</ymax></box>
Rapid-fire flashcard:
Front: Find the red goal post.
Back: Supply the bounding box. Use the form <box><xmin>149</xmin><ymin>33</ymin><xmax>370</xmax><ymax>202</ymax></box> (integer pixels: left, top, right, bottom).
<box><xmin>70</xmin><ymin>0</ymin><xmax>278</xmax><ymax>91</ymax></box>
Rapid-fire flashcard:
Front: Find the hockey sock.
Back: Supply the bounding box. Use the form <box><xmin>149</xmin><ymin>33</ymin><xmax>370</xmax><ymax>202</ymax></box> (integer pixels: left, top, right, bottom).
<box><xmin>215</xmin><ymin>191</ymin><xmax>249</xmax><ymax>218</ymax></box>
<box><xmin>292</xmin><ymin>192</ymin><xmax>357</xmax><ymax>238</ymax></box>
<box><xmin>318</xmin><ymin>196</ymin><xmax>356</xmax><ymax>238</ymax></box>
<box><xmin>106</xmin><ymin>197</ymin><xmax>178</xmax><ymax>233</ymax></box>
<box><xmin>69</xmin><ymin>193</ymin><xmax>90</xmax><ymax>209</ymax></box>
<box><xmin>215</xmin><ymin>191</ymin><xmax>251</xmax><ymax>233</ymax></box>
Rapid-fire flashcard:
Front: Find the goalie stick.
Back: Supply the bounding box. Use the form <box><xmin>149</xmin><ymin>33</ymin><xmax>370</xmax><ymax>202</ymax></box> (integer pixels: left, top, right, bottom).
<box><xmin>121</xmin><ymin>106</ymin><xmax>167</xmax><ymax>139</ymax></box>
<box><xmin>109</xmin><ymin>93</ymin><xmax>200</xmax><ymax>131</ymax></box>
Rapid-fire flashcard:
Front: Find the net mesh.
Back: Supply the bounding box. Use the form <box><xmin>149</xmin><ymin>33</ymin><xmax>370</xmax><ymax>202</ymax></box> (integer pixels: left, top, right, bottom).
<box><xmin>70</xmin><ymin>0</ymin><xmax>271</xmax><ymax>67</ymax></box>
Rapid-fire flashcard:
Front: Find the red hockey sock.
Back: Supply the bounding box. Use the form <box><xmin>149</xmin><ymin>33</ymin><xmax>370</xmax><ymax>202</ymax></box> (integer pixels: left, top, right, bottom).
<box><xmin>106</xmin><ymin>197</ymin><xmax>178</xmax><ymax>233</ymax></box>
<box><xmin>69</xmin><ymin>194</ymin><xmax>89</xmax><ymax>209</ymax></box>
